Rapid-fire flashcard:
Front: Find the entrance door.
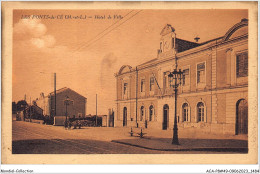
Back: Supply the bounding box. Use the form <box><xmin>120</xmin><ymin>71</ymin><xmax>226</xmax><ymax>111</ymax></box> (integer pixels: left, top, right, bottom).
<box><xmin>236</xmin><ymin>99</ymin><xmax>248</xmax><ymax>134</ymax></box>
<box><xmin>123</xmin><ymin>107</ymin><xmax>127</xmax><ymax>127</ymax></box>
<box><xmin>109</xmin><ymin>111</ymin><xmax>114</xmax><ymax>127</ymax></box>
<box><xmin>163</xmin><ymin>104</ymin><xmax>169</xmax><ymax>130</ymax></box>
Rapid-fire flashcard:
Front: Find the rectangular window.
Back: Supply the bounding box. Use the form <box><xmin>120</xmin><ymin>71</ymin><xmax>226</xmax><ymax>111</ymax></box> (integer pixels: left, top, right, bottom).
<box><xmin>183</xmin><ymin>69</ymin><xmax>190</xmax><ymax>86</ymax></box>
<box><xmin>198</xmin><ymin>108</ymin><xmax>204</xmax><ymax>122</ymax></box>
<box><xmin>123</xmin><ymin>83</ymin><xmax>128</xmax><ymax>95</ymax></box>
<box><xmin>236</xmin><ymin>52</ymin><xmax>248</xmax><ymax>77</ymax></box>
<box><xmin>150</xmin><ymin>77</ymin><xmax>155</xmax><ymax>91</ymax></box>
<box><xmin>141</xmin><ymin>79</ymin><xmax>145</xmax><ymax>92</ymax></box>
<box><xmin>197</xmin><ymin>63</ymin><xmax>205</xmax><ymax>84</ymax></box>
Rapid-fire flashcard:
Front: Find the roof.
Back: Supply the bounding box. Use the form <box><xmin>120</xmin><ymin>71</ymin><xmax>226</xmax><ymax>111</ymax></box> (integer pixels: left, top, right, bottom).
<box><xmin>137</xmin><ymin>38</ymin><xmax>199</xmax><ymax>67</ymax></box>
<box><xmin>116</xmin><ymin>19</ymin><xmax>248</xmax><ymax>75</ymax></box>
<box><xmin>31</xmin><ymin>105</ymin><xmax>43</xmax><ymax>111</ymax></box>
<box><xmin>138</xmin><ymin>58</ymin><xmax>158</xmax><ymax>66</ymax></box>
<box><xmin>175</xmin><ymin>38</ymin><xmax>200</xmax><ymax>52</ymax></box>
<box><xmin>199</xmin><ymin>36</ymin><xmax>224</xmax><ymax>45</ymax></box>
<box><xmin>49</xmin><ymin>87</ymin><xmax>68</xmax><ymax>95</ymax></box>
<box><xmin>49</xmin><ymin>87</ymin><xmax>87</xmax><ymax>99</ymax></box>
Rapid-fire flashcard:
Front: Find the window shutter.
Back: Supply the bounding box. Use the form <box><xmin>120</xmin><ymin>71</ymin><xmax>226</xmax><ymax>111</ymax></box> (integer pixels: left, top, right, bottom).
<box><xmin>236</xmin><ymin>52</ymin><xmax>248</xmax><ymax>77</ymax></box>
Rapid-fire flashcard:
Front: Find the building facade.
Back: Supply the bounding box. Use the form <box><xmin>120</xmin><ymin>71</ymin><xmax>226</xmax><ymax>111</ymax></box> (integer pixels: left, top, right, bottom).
<box><xmin>115</xmin><ymin>19</ymin><xmax>248</xmax><ymax>135</ymax></box>
<box><xmin>36</xmin><ymin>87</ymin><xmax>86</xmax><ymax>118</ymax></box>
<box><xmin>36</xmin><ymin>92</ymin><xmax>51</xmax><ymax>116</ymax></box>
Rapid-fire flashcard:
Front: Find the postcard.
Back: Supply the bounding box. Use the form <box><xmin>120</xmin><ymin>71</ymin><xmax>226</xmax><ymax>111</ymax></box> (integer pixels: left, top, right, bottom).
<box><xmin>1</xmin><ymin>1</ymin><xmax>258</xmax><ymax>165</ymax></box>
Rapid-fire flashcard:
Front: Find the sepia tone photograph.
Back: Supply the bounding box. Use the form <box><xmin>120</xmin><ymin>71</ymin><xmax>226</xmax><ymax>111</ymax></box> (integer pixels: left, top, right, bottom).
<box><xmin>2</xmin><ymin>1</ymin><xmax>258</xmax><ymax>165</ymax></box>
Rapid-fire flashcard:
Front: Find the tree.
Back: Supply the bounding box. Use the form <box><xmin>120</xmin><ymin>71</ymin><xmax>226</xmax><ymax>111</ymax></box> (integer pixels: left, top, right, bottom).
<box><xmin>12</xmin><ymin>102</ymin><xmax>17</xmax><ymax>114</ymax></box>
<box><xmin>16</xmin><ymin>100</ymin><xmax>28</xmax><ymax>111</ymax></box>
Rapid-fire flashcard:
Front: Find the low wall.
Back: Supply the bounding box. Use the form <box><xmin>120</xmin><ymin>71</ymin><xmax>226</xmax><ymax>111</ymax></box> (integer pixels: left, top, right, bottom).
<box><xmin>54</xmin><ymin>116</ymin><xmax>66</xmax><ymax>126</ymax></box>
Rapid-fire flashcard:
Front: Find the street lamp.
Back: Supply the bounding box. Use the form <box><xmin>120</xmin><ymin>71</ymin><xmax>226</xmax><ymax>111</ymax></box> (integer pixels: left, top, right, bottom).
<box><xmin>168</xmin><ymin>68</ymin><xmax>183</xmax><ymax>145</ymax></box>
<box><xmin>64</xmin><ymin>95</ymin><xmax>71</xmax><ymax>123</ymax></box>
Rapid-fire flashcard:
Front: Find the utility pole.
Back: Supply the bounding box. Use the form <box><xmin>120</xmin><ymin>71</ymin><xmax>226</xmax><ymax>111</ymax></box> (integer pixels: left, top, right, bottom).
<box><xmin>87</xmin><ymin>98</ymin><xmax>88</xmax><ymax>117</ymax></box>
<box><xmin>30</xmin><ymin>97</ymin><xmax>32</xmax><ymax>122</ymax></box>
<box><xmin>54</xmin><ymin>73</ymin><xmax>56</xmax><ymax>117</ymax></box>
<box><xmin>40</xmin><ymin>71</ymin><xmax>56</xmax><ymax>117</ymax></box>
<box><xmin>96</xmin><ymin>94</ymin><xmax>97</xmax><ymax>126</ymax></box>
<box><xmin>136</xmin><ymin>67</ymin><xmax>138</xmax><ymax>127</ymax></box>
<box><xmin>65</xmin><ymin>100</ymin><xmax>68</xmax><ymax>122</ymax></box>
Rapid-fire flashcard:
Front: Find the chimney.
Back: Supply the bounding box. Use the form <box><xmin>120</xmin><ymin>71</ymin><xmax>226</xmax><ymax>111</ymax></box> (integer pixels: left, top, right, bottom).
<box><xmin>194</xmin><ymin>36</ymin><xmax>200</xmax><ymax>42</ymax></box>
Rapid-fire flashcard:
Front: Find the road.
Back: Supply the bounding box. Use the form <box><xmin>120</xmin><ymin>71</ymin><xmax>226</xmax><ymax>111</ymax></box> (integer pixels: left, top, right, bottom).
<box><xmin>12</xmin><ymin>121</ymin><xmax>176</xmax><ymax>154</ymax></box>
<box><xmin>13</xmin><ymin>121</ymin><xmax>244</xmax><ymax>154</ymax></box>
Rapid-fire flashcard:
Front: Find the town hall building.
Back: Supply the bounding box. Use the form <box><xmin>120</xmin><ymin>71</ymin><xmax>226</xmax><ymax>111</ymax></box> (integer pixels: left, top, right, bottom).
<box><xmin>115</xmin><ymin>19</ymin><xmax>248</xmax><ymax>135</ymax></box>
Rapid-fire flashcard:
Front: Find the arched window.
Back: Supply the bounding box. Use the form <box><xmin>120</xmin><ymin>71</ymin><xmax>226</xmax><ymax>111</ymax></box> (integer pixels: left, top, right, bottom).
<box><xmin>163</xmin><ymin>104</ymin><xmax>169</xmax><ymax>130</ymax></box>
<box><xmin>123</xmin><ymin>107</ymin><xmax>127</xmax><ymax>127</ymax></box>
<box><xmin>140</xmin><ymin>106</ymin><xmax>144</xmax><ymax>121</ymax></box>
<box><xmin>236</xmin><ymin>99</ymin><xmax>248</xmax><ymax>134</ymax></box>
<box><xmin>197</xmin><ymin>102</ymin><xmax>204</xmax><ymax>122</ymax></box>
<box><xmin>149</xmin><ymin>105</ymin><xmax>154</xmax><ymax>121</ymax></box>
<box><xmin>182</xmin><ymin>103</ymin><xmax>189</xmax><ymax>122</ymax></box>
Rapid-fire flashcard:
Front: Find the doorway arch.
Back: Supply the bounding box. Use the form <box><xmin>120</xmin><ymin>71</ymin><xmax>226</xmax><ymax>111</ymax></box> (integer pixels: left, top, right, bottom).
<box><xmin>163</xmin><ymin>104</ymin><xmax>169</xmax><ymax>130</ymax></box>
<box><xmin>123</xmin><ymin>107</ymin><xmax>127</xmax><ymax>127</ymax></box>
<box><xmin>236</xmin><ymin>99</ymin><xmax>248</xmax><ymax>134</ymax></box>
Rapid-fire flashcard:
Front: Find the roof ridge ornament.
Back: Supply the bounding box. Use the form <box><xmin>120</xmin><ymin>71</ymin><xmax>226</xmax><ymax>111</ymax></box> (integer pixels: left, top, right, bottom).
<box><xmin>160</xmin><ymin>24</ymin><xmax>175</xmax><ymax>36</ymax></box>
<box><xmin>241</xmin><ymin>18</ymin><xmax>248</xmax><ymax>22</ymax></box>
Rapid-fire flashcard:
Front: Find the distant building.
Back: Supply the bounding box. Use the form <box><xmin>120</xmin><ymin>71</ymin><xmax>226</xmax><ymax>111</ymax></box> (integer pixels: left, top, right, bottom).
<box><xmin>115</xmin><ymin>19</ymin><xmax>248</xmax><ymax>135</ymax></box>
<box><xmin>24</xmin><ymin>105</ymin><xmax>43</xmax><ymax>120</ymax></box>
<box><xmin>37</xmin><ymin>92</ymin><xmax>50</xmax><ymax>116</ymax></box>
<box><xmin>36</xmin><ymin>87</ymin><xmax>87</xmax><ymax>118</ymax></box>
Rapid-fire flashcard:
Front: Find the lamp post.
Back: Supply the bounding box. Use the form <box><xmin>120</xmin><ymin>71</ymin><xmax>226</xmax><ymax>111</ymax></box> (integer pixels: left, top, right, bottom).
<box><xmin>168</xmin><ymin>68</ymin><xmax>183</xmax><ymax>145</ymax></box>
<box><xmin>64</xmin><ymin>95</ymin><xmax>71</xmax><ymax>123</ymax></box>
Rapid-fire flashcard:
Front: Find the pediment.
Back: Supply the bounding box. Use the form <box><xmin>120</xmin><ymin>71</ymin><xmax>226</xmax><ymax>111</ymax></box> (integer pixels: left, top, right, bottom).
<box><xmin>223</xmin><ymin>19</ymin><xmax>248</xmax><ymax>41</ymax></box>
<box><xmin>228</xmin><ymin>26</ymin><xmax>248</xmax><ymax>40</ymax></box>
<box><xmin>118</xmin><ymin>65</ymin><xmax>132</xmax><ymax>74</ymax></box>
<box><xmin>160</xmin><ymin>24</ymin><xmax>175</xmax><ymax>36</ymax></box>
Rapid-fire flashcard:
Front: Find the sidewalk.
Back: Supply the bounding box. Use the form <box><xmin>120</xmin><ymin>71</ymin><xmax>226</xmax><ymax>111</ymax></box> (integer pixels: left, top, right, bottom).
<box><xmin>111</xmin><ymin>128</ymin><xmax>248</xmax><ymax>152</ymax></box>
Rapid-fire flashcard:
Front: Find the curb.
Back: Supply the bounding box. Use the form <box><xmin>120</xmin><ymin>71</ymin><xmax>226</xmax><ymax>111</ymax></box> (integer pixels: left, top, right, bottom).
<box><xmin>111</xmin><ymin>140</ymin><xmax>248</xmax><ymax>153</ymax></box>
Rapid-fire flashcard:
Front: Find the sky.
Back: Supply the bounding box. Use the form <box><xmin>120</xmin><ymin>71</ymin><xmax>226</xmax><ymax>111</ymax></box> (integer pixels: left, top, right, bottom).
<box><xmin>12</xmin><ymin>9</ymin><xmax>248</xmax><ymax>115</ymax></box>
